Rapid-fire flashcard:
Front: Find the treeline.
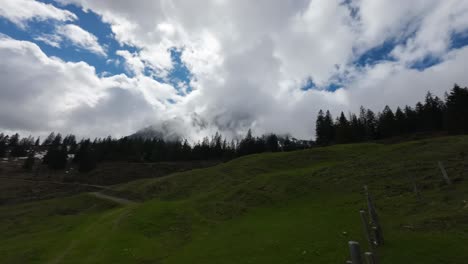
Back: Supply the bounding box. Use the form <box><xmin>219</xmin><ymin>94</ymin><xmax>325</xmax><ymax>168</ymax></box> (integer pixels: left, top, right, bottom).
<box><xmin>0</xmin><ymin>130</ymin><xmax>311</xmax><ymax>173</ymax></box>
<box><xmin>316</xmin><ymin>84</ymin><xmax>468</xmax><ymax>145</ymax></box>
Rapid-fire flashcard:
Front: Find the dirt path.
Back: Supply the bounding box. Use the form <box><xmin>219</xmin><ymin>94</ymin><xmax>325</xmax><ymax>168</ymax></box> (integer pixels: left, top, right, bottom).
<box><xmin>89</xmin><ymin>192</ymin><xmax>136</xmax><ymax>205</ymax></box>
<box><xmin>47</xmin><ymin>206</ymin><xmax>133</xmax><ymax>264</ymax></box>
<box><xmin>48</xmin><ymin>240</ymin><xmax>78</xmax><ymax>264</ymax></box>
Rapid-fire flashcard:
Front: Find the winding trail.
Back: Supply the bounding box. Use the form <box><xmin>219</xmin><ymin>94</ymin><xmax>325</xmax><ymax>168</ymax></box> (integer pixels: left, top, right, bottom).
<box><xmin>89</xmin><ymin>192</ymin><xmax>136</xmax><ymax>205</ymax></box>
<box><xmin>48</xmin><ymin>193</ymin><xmax>136</xmax><ymax>264</ymax></box>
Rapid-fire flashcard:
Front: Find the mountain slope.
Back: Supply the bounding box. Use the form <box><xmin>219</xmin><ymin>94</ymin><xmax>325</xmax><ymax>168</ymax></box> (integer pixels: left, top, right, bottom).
<box><xmin>1</xmin><ymin>136</ymin><xmax>468</xmax><ymax>263</ymax></box>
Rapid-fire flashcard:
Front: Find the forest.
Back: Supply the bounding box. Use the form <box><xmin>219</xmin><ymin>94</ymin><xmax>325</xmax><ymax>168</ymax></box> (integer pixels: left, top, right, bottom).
<box><xmin>0</xmin><ymin>129</ymin><xmax>311</xmax><ymax>173</ymax></box>
<box><xmin>1</xmin><ymin>84</ymin><xmax>467</xmax><ymax>173</ymax></box>
<box><xmin>315</xmin><ymin>84</ymin><xmax>468</xmax><ymax>145</ymax></box>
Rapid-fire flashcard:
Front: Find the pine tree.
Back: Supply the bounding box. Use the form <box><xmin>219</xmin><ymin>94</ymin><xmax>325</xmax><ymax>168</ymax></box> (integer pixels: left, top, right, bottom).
<box><xmin>404</xmin><ymin>106</ymin><xmax>417</xmax><ymax>134</ymax></box>
<box><xmin>323</xmin><ymin>110</ymin><xmax>335</xmax><ymax>144</ymax></box>
<box><xmin>43</xmin><ymin>132</ymin><xmax>56</xmax><ymax>146</ymax></box>
<box><xmin>0</xmin><ymin>134</ymin><xmax>8</xmax><ymax>158</ymax></box>
<box><xmin>394</xmin><ymin>107</ymin><xmax>406</xmax><ymax>135</ymax></box>
<box><xmin>378</xmin><ymin>106</ymin><xmax>396</xmax><ymax>138</ymax></box>
<box><xmin>358</xmin><ymin>107</ymin><xmax>371</xmax><ymax>140</ymax></box>
<box><xmin>8</xmin><ymin>133</ymin><xmax>19</xmax><ymax>148</ymax></box>
<box><xmin>335</xmin><ymin>112</ymin><xmax>352</xmax><ymax>143</ymax></box>
<box><xmin>43</xmin><ymin>146</ymin><xmax>68</xmax><ymax>170</ymax></box>
<box><xmin>422</xmin><ymin>92</ymin><xmax>444</xmax><ymax>131</ymax></box>
<box><xmin>315</xmin><ymin>110</ymin><xmax>326</xmax><ymax>145</ymax></box>
<box><xmin>265</xmin><ymin>134</ymin><xmax>279</xmax><ymax>152</ymax></box>
<box><xmin>238</xmin><ymin>129</ymin><xmax>257</xmax><ymax>156</ymax></box>
<box><xmin>445</xmin><ymin>84</ymin><xmax>468</xmax><ymax>133</ymax></box>
<box><xmin>350</xmin><ymin>113</ymin><xmax>365</xmax><ymax>142</ymax></box>
<box><xmin>364</xmin><ymin>109</ymin><xmax>377</xmax><ymax>140</ymax></box>
<box><xmin>52</xmin><ymin>133</ymin><xmax>63</xmax><ymax>146</ymax></box>
<box><xmin>75</xmin><ymin>139</ymin><xmax>97</xmax><ymax>173</ymax></box>
<box><xmin>23</xmin><ymin>151</ymin><xmax>35</xmax><ymax>171</ymax></box>
<box><xmin>282</xmin><ymin>135</ymin><xmax>294</xmax><ymax>151</ymax></box>
<box><xmin>415</xmin><ymin>102</ymin><xmax>425</xmax><ymax>131</ymax></box>
<box><xmin>63</xmin><ymin>134</ymin><xmax>78</xmax><ymax>153</ymax></box>
<box><xmin>10</xmin><ymin>134</ymin><xmax>29</xmax><ymax>157</ymax></box>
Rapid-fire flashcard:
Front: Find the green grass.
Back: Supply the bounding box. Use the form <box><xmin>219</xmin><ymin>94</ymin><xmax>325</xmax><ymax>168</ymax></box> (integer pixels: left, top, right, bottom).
<box><xmin>1</xmin><ymin>136</ymin><xmax>468</xmax><ymax>263</ymax></box>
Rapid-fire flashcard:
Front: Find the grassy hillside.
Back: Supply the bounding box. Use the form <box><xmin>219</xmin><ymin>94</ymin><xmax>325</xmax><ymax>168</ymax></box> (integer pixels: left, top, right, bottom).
<box><xmin>1</xmin><ymin>136</ymin><xmax>467</xmax><ymax>263</ymax></box>
<box><xmin>0</xmin><ymin>160</ymin><xmax>218</xmax><ymax>205</ymax></box>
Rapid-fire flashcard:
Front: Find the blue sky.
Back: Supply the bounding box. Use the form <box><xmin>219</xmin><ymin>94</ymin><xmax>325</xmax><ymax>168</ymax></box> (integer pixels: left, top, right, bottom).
<box><xmin>0</xmin><ymin>0</ymin><xmax>193</xmax><ymax>93</ymax></box>
<box><xmin>3</xmin><ymin>0</ymin><xmax>466</xmax><ymax>93</ymax></box>
<box><xmin>1</xmin><ymin>0</ymin><xmax>468</xmax><ymax>139</ymax></box>
<box><xmin>2</xmin><ymin>0</ymin><xmax>468</xmax><ymax>90</ymax></box>
<box><xmin>0</xmin><ymin>1</ymin><xmax>122</xmax><ymax>74</ymax></box>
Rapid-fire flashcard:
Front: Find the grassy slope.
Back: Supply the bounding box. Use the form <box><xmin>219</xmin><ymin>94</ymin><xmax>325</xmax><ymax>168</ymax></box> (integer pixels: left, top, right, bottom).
<box><xmin>1</xmin><ymin>136</ymin><xmax>468</xmax><ymax>263</ymax></box>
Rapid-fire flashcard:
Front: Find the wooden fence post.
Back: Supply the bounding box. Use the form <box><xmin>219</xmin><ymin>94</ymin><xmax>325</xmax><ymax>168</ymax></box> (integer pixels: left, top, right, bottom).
<box><xmin>364</xmin><ymin>252</ymin><xmax>376</xmax><ymax>264</ymax></box>
<box><xmin>408</xmin><ymin>173</ymin><xmax>422</xmax><ymax>200</ymax></box>
<box><xmin>360</xmin><ymin>210</ymin><xmax>373</xmax><ymax>248</ymax></box>
<box><xmin>349</xmin><ymin>241</ymin><xmax>363</xmax><ymax>264</ymax></box>
<box><xmin>438</xmin><ymin>161</ymin><xmax>452</xmax><ymax>185</ymax></box>
<box><xmin>360</xmin><ymin>210</ymin><xmax>380</xmax><ymax>264</ymax></box>
<box><xmin>364</xmin><ymin>186</ymin><xmax>384</xmax><ymax>245</ymax></box>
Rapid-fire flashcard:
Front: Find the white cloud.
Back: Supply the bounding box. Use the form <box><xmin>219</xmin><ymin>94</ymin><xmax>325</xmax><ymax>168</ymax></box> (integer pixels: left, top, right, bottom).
<box><xmin>116</xmin><ymin>50</ymin><xmax>145</xmax><ymax>75</ymax></box>
<box><xmin>33</xmin><ymin>33</ymin><xmax>63</xmax><ymax>48</ymax></box>
<box><xmin>0</xmin><ymin>0</ymin><xmax>76</xmax><ymax>27</ymax></box>
<box><xmin>34</xmin><ymin>24</ymin><xmax>107</xmax><ymax>56</ymax></box>
<box><xmin>56</xmin><ymin>24</ymin><xmax>106</xmax><ymax>56</ymax></box>
<box><xmin>1</xmin><ymin>0</ymin><xmax>468</xmax><ymax>140</ymax></box>
<box><xmin>390</xmin><ymin>0</ymin><xmax>468</xmax><ymax>64</ymax></box>
<box><xmin>0</xmin><ymin>35</ymin><xmax>180</xmax><ymax>138</ymax></box>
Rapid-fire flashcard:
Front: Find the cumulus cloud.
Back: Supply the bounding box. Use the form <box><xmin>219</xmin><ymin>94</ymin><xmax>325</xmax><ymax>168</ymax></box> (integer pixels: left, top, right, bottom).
<box><xmin>1</xmin><ymin>0</ymin><xmax>468</xmax><ymax>140</ymax></box>
<box><xmin>33</xmin><ymin>33</ymin><xmax>63</xmax><ymax>48</ymax></box>
<box><xmin>0</xmin><ymin>0</ymin><xmax>76</xmax><ymax>27</ymax></box>
<box><xmin>55</xmin><ymin>24</ymin><xmax>106</xmax><ymax>56</ymax></box>
<box><xmin>0</xmin><ymin>35</ymin><xmax>179</xmax><ymax>138</ymax></box>
<box><xmin>33</xmin><ymin>24</ymin><xmax>106</xmax><ymax>56</ymax></box>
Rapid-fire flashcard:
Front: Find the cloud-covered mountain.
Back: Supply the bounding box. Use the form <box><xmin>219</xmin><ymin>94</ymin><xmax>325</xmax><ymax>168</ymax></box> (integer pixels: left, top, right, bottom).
<box><xmin>129</xmin><ymin>126</ymin><xmax>181</xmax><ymax>142</ymax></box>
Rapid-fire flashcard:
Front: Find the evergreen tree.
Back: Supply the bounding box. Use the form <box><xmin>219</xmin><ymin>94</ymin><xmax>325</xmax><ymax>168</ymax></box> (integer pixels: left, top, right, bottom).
<box><xmin>315</xmin><ymin>110</ymin><xmax>326</xmax><ymax>145</ymax></box>
<box><xmin>350</xmin><ymin>113</ymin><xmax>365</xmax><ymax>142</ymax></box>
<box><xmin>378</xmin><ymin>106</ymin><xmax>396</xmax><ymax>138</ymax></box>
<box><xmin>43</xmin><ymin>133</ymin><xmax>67</xmax><ymax>170</ymax></box>
<box><xmin>323</xmin><ymin>110</ymin><xmax>335</xmax><ymax>144</ymax></box>
<box><xmin>422</xmin><ymin>92</ymin><xmax>444</xmax><ymax>131</ymax></box>
<box><xmin>358</xmin><ymin>107</ymin><xmax>372</xmax><ymax>140</ymax></box>
<box><xmin>181</xmin><ymin>139</ymin><xmax>192</xmax><ymax>160</ymax></box>
<box><xmin>8</xmin><ymin>133</ymin><xmax>19</xmax><ymax>148</ymax></box>
<box><xmin>445</xmin><ymin>84</ymin><xmax>468</xmax><ymax>133</ymax></box>
<box><xmin>0</xmin><ymin>134</ymin><xmax>8</xmax><ymax>158</ymax></box>
<box><xmin>265</xmin><ymin>134</ymin><xmax>280</xmax><ymax>152</ymax></box>
<box><xmin>335</xmin><ymin>112</ymin><xmax>352</xmax><ymax>143</ymax></box>
<box><xmin>10</xmin><ymin>134</ymin><xmax>29</xmax><ymax>157</ymax></box>
<box><xmin>282</xmin><ymin>135</ymin><xmax>294</xmax><ymax>151</ymax></box>
<box><xmin>238</xmin><ymin>129</ymin><xmax>257</xmax><ymax>156</ymax></box>
<box><xmin>415</xmin><ymin>102</ymin><xmax>425</xmax><ymax>131</ymax></box>
<box><xmin>404</xmin><ymin>106</ymin><xmax>418</xmax><ymax>134</ymax></box>
<box><xmin>43</xmin><ymin>146</ymin><xmax>68</xmax><ymax>170</ymax></box>
<box><xmin>23</xmin><ymin>151</ymin><xmax>35</xmax><ymax>171</ymax></box>
<box><xmin>52</xmin><ymin>133</ymin><xmax>63</xmax><ymax>146</ymax></box>
<box><xmin>75</xmin><ymin>139</ymin><xmax>97</xmax><ymax>173</ymax></box>
<box><xmin>63</xmin><ymin>134</ymin><xmax>78</xmax><ymax>153</ymax></box>
<box><xmin>42</xmin><ymin>132</ymin><xmax>56</xmax><ymax>146</ymax></box>
<box><xmin>394</xmin><ymin>107</ymin><xmax>406</xmax><ymax>135</ymax></box>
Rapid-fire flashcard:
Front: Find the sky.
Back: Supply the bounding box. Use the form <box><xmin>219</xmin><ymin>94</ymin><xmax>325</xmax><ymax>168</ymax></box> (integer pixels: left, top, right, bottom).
<box><xmin>1</xmin><ymin>0</ymin><xmax>468</xmax><ymax>141</ymax></box>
